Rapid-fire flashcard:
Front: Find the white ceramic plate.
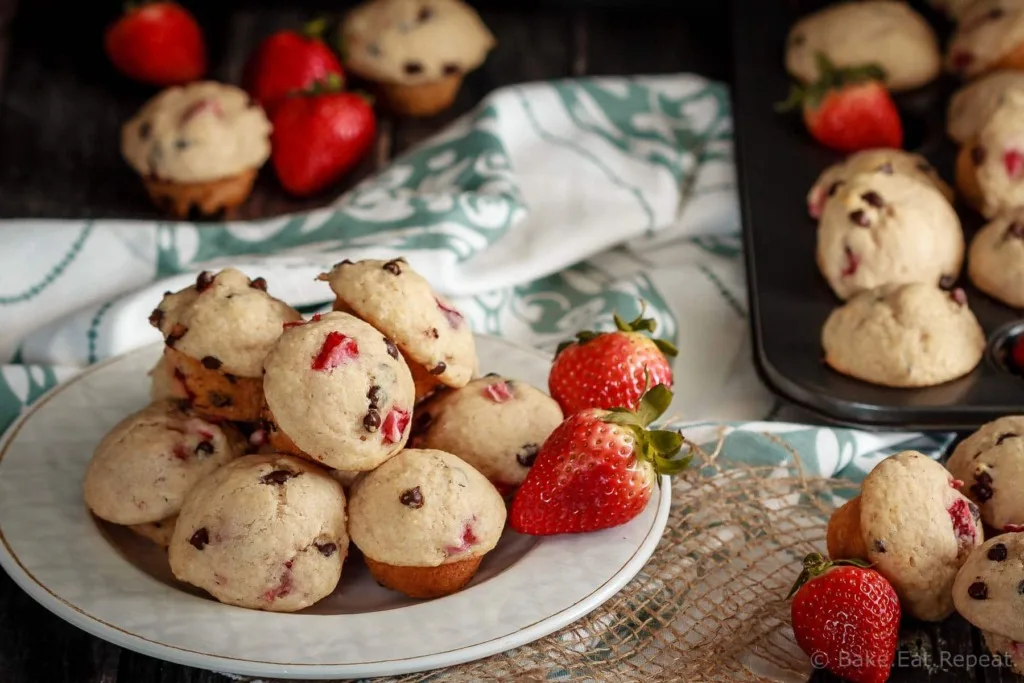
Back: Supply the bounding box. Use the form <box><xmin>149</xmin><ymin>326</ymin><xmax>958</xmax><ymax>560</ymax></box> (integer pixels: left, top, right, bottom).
<box><xmin>0</xmin><ymin>335</ymin><xmax>670</xmax><ymax>680</ymax></box>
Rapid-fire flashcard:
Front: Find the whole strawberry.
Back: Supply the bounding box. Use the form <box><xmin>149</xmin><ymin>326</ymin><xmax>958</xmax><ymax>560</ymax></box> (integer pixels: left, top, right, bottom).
<box><xmin>510</xmin><ymin>384</ymin><xmax>691</xmax><ymax>535</ymax></box>
<box><xmin>548</xmin><ymin>305</ymin><xmax>677</xmax><ymax>416</ymax></box>
<box><xmin>789</xmin><ymin>553</ymin><xmax>900</xmax><ymax>683</ymax></box>
<box><xmin>104</xmin><ymin>2</ymin><xmax>206</xmax><ymax>87</ymax></box>
<box><xmin>270</xmin><ymin>74</ymin><xmax>376</xmax><ymax>197</ymax></box>
<box><xmin>244</xmin><ymin>19</ymin><xmax>344</xmax><ymax>118</ymax></box>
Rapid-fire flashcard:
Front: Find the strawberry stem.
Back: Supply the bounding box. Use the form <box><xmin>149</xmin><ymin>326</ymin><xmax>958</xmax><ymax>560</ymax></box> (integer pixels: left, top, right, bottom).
<box><xmin>786</xmin><ymin>552</ymin><xmax>872</xmax><ymax>599</ymax></box>
<box><xmin>303</xmin><ymin>17</ymin><xmax>328</xmax><ymax>41</ymax></box>
<box><xmin>775</xmin><ymin>51</ymin><xmax>888</xmax><ymax>111</ymax></box>
<box><xmin>602</xmin><ymin>384</ymin><xmax>692</xmax><ymax>477</ymax></box>
<box><xmin>555</xmin><ymin>300</ymin><xmax>678</xmax><ymax>358</ymax></box>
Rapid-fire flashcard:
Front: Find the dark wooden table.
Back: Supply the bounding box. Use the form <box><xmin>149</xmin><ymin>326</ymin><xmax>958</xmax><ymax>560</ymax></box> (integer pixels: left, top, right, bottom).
<box><xmin>0</xmin><ymin>0</ymin><xmax>1010</xmax><ymax>681</ymax></box>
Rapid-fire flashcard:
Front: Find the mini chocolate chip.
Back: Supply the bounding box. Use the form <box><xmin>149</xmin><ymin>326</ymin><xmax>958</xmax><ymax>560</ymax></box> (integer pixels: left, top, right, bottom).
<box><xmin>443</xmin><ymin>63</ymin><xmax>461</xmax><ymax>75</ymax></box>
<box><xmin>951</xmin><ymin>288</ymin><xmax>968</xmax><ymax>306</ymax></box>
<box><xmin>383</xmin><ymin>259</ymin><xmax>403</xmax><ymax>275</ymax></box>
<box><xmin>1018</xmin><ymin>580</ymin><xmax>1024</xmax><ymax>595</ymax></box>
<box><xmin>148</xmin><ymin>308</ymin><xmax>164</xmax><ymax>328</ymax></box>
<box><xmin>861</xmin><ymin>191</ymin><xmax>884</xmax><ymax>207</ymax></box>
<box><xmin>366</xmin><ymin>43</ymin><xmax>381</xmax><ymax>57</ymax></box>
<box><xmin>939</xmin><ymin>275</ymin><xmax>956</xmax><ymax>290</ymax></box>
<box><xmin>790</xmin><ymin>33</ymin><xmax>805</xmax><ymax>46</ymax></box>
<box><xmin>189</xmin><ymin>528</ymin><xmax>209</xmax><ymax>549</ymax></box>
<box><xmin>201</xmin><ymin>356</ymin><xmax>222</xmax><ymax>370</ymax></box>
<box><xmin>827</xmin><ymin>180</ymin><xmax>843</xmax><ymax>197</ymax></box>
<box><xmin>139</xmin><ymin>121</ymin><xmax>151</xmax><ymax>139</ymax></box>
<box><xmin>873</xmin><ymin>539</ymin><xmax>887</xmax><ymax>553</ymax></box>
<box><xmin>315</xmin><ymin>542</ymin><xmax>338</xmax><ymax>557</ymax></box>
<box><xmin>261</xmin><ymin>469</ymin><xmax>297</xmax><ymax>485</ymax></box>
<box><xmin>878</xmin><ymin>162</ymin><xmax>895</xmax><ymax>174</ymax></box>
<box><xmin>208</xmin><ymin>391</ymin><xmax>232</xmax><ymax>407</ymax></box>
<box><xmin>1007</xmin><ymin>222</ymin><xmax>1024</xmax><ymax>239</ymax></box>
<box><xmin>989</xmin><ymin>543</ymin><xmax>1009</xmax><ymax>561</ymax></box>
<box><xmin>174</xmin><ymin>139</ymin><xmax>190</xmax><ymax>150</ymax></box>
<box><xmin>430</xmin><ymin>362</ymin><xmax>447</xmax><ymax>375</ymax></box>
<box><xmin>972</xmin><ymin>146</ymin><xmax>987</xmax><ymax>165</ymax></box>
<box><xmin>400</xmin><ymin>486</ymin><xmax>424</xmax><ymax>508</ymax></box>
<box><xmin>516</xmin><ymin>443</ymin><xmax>540</xmax><ymax>467</ymax></box>
<box><xmin>404</xmin><ymin>61</ymin><xmax>424</xmax><ymax>75</ymax></box>
<box><xmin>968</xmin><ymin>581</ymin><xmax>989</xmax><ymax>599</ymax></box>
<box><xmin>429</xmin><ymin>327</ymin><xmax>440</xmax><ymax>339</ymax></box>
<box><xmin>418</xmin><ymin>6</ymin><xmax>433</xmax><ymax>20</ymax></box>
<box><xmin>989</xmin><ymin>7</ymin><xmax>1005</xmax><ymax>19</ymax></box>
<box><xmin>224</xmin><ymin>373</ymin><xmax>238</xmax><ymax>384</ymax></box>
<box><xmin>194</xmin><ymin>440</ymin><xmax>214</xmax><ymax>456</ymax></box>
<box><xmin>977</xmin><ymin>470</ymin><xmax>994</xmax><ymax>485</ymax></box>
<box><xmin>384</xmin><ymin>337</ymin><xmax>399</xmax><ymax>359</ymax></box>
<box><xmin>363</xmin><ymin>409</ymin><xmax>381</xmax><ymax>432</ymax></box>
<box><xmin>196</xmin><ymin>271</ymin><xmax>215</xmax><ymax>292</ymax></box>
<box><xmin>972</xmin><ymin>480</ymin><xmax>994</xmax><ymax>503</ymax></box>
<box><xmin>250</xmin><ymin>277</ymin><xmax>268</xmax><ymax>291</ymax></box>
<box><xmin>367</xmin><ymin>385</ymin><xmax>383</xmax><ymax>407</ymax></box>
<box><xmin>261</xmin><ymin>418</ymin><xmax>277</xmax><ymax>433</ymax></box>
<box><xmin>998</xmin><ymin>432</ymin><xmax>1019</xmax><ymax>445</ymax></box>
<box><xmin>166</xmin><ymin>323</ymin><xmax>188</xmax><ymax>347</ymax></box>
<box><xmin>849</xmin><ymin>210</ymin><xmax>870</xmax><ymax>227</ymax></box>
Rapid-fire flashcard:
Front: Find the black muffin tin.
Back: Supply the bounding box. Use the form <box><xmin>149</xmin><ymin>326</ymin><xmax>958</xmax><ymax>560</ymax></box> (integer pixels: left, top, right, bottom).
<box><xmin>731</xmin><ymin>0</ymin><xmax>1024</xmax><ymax>431</ymax></box>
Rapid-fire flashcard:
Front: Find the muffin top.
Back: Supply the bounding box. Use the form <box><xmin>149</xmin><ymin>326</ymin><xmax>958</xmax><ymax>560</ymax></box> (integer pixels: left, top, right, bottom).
<box><xmin>946</xmin><ymin>0</ymin><xmax>1024</xmax><ymax>79</ymax></box>
<box><xmin>121</xmin><ymin>81</ymin><xmax>272</xmax><ymax>183</ymax></box>
<box><xmin>340</xmin><ymin>0</ymin><xmax>495</xmax><ymax>85</ymax></box>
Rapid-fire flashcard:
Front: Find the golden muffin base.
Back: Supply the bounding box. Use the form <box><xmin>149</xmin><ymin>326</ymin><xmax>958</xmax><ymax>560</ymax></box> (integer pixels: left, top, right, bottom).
<box><xmin>163</xmin><ymin>346</ymin><xmax>264</xmax><ymax>422</ymax></box>
<box><xmin>955</xmin><ymin>142</ymin><xmax>985</xmax><ymax>214</ymax></box>
<box><xmin>364</xmin><ymin>555</ymin><xmax>483</xmax><ymax>598</ymax></box>
<box><xmin>373</xmin><ymin>75</ymin><xmax>463</xmax><ymax>117</ymax></box>
<box><xmin>143</xmin><ymin>168</ymin><xmax>258</xmax><ymax>219</ymax></box>
<box><xmin>826</xmin><ymin>496</ymin><xmax>869</xmax><ymax>560</ymax></box>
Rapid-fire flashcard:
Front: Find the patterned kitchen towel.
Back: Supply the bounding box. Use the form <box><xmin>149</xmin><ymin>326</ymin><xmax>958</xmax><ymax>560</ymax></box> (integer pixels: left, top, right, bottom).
<box><xmin>0</xmin><ymin>74</ymin><xmax>954</xmax><ymax>474</ymax></box>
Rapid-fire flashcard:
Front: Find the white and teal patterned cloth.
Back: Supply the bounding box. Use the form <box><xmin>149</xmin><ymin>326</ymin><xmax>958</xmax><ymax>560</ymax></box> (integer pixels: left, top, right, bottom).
<box><xmin>0</xmin><ymin>75</ymin><xmax>952</xmax><ymax>481</ymax></box>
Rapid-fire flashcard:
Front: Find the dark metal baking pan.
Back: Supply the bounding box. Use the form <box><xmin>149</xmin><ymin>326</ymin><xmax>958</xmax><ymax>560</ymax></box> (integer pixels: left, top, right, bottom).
<box><xmin>730</xmin><ymin>0</ymin><xmax>1024</xmax><ymax>431</ymax></box>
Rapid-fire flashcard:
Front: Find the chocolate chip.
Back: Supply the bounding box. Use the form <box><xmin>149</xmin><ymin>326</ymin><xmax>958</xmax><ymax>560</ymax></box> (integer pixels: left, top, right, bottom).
<box><xmin>382</xmin><ymin>259</ymin><xmax>403</xmax><ymax>275</ymax></box>
<box><xmin>939</xmin><ymin>275</ymin><xmax>956</xmax><ymax>290</ymax></box>
<box><xmin>404</xmin><ymin>61</ymin><xmax>424</xmax><ymax>75</ymax></box>
<box><xmin>968</xmin><ymin>581</ymin><xmax>989</xmax><ymax>599</ymax></box>
<box><xmin>399</xmin><ymin>486</ymin><xmax>424</xmax><ymax>508</ymax></box>
<box><xmin>790</xmin><ymin>33</ymin><xmax>805</xmax><ymax>46</ymax></box>
<box><xmin>1006</xmin><ymin>222</ymin><xmax>1024</xmax><ymax>239</ymax></box>
<box><xmin>1018</xmin><ymin>580</ymin><xmax>1024</xmax><ymax>595</ymax></box>
<box><xmin>997</xmin><ymin>433</ymin><xmax>1019</xmax><ymax>445</ymax></box>
<box><xmin>194</xmin><ymin>440</ymin><xmax>214</xmax><ymax>456</ymax></box>
<box><xmin>989</xmin><ymin>7</ymin><xmax>1005</xmax><ymax>19</ymax></box>
<box><xmin>951</xmin><ymin>288</ymin><xmax>968</xmax><ymax>306</ymax></box>
<box><xmin>443</xmin><ymin>63</ymin><xmax>461</xmax><ymax>76</ymax></box>
<box><xmin>429</xmin><ymin>362</ymin><xmax>446</xmax><ymax>375</ymax></box>
<box><xmin>827</xmin><ymin>180</ymin><xmax>843</xmax><ymax>197</ymax></box>
<box><xmin>418</xmin><ymin>6</ymin><xmax>433</xmax><ymax>21</ymax></box>
<box><xmin>873</xmin><ymin>539</ymin><xmax>887</xmax><ymax>553</ymax></box>
<box><xmin>174</xmin><ymin>139</ymin><xmax>190</xmax><ymax>150</ymax></box>
<box><xmin>384</xmin><ymin>337</ymin><xmax>399</xmax><ymax>359</ymax></box>
<box><xmin>261</xmin><ymin>469</ymin><xmax>297</xmax><ymax>485</ymax></box>
<box><xmin>366</xmin><ymin>43</ymin><xmax>381</xmax><ymax>57</ymax></box>
<box><xmin>877</xmin><ymin>162</ymin><xmax>894</xmax><ymax>174</ymax></box>
<box><xmin>363</xmin><ymin>409</ymin><xmax>381</xmax><ymax>432</ymax></box>
<box><xmin>367</xmin><ymin>385</ymin><xmax>383</xmax><ymax>407</ymax></box>
<box><xmin>861</xmin><ymin>191</ymin><xmax>884</xmax><ymax>208</ymax></box>
<box><xmin>989</xmin><ymin>543</ymin><xmax>1009</xmax><ymax>561</ymax></box>
<box><xmin>166</xmin><ymin>323</ymin><xmax>188</xmax><ymax>347</ymax></box>
<box><xmin>148</xmin><ymin>308</ymin><xmax>164</xmax><ymax>328</ymax></box>
<box><xmin>250</xmin><ymin>277</ymin><xmax>267</xmax><ymax>291</ymax></box>
<box><xmin>205</xmin><ymin>391</ymin><xmax>231</xmax><ymax>407</ymax></box>
<box><xmin>849</xmin><ymin>210</ymin><xmax>871</xmax><ymax>227</ymax></box>
<box><xmin>196</xmin><ymin>271</ymin><xmax>215</xmax><ymax>292</ymax></box>
<box><xmin>139</xmin><ymin>121</ymin><xmax>151</xmax><ymax>139</ymax></box>
<box><xmin>972</xmin><ymin>471</ymin><xmax>994</xmax><ymax>502</ymax></box>
<box><xmin>429</xmin><ymin>327</ymin><xmax>440</xmax><ymax>340</ymax></box>
<box><xmin>189</xmin><ymin>527</ymin><xmax>209</xmax><ymax>550</ymax></box>
<box><xmin>224</xmin><ymin>373</ymin><xmax>238</xmax><ymax>384</ymax></box>
<box><xmin>972</xmin><ymin>146</ymin><xmax>987</xmax><ymax>165</ymax></box>
<box><xmin>516</xmin><ymin>443</ymin><xmax>540</xmax><ymax>467</ymax></box>
<box><xmin>977</xmin><ymin>471</ymin><xmax>993</xmax><ymax>485</ymax></box>
<box><xmin>315</xmin><ymin>542</ymin><xmax>338</xmax><ymax>557</ymax></box>
<box><xmin>201</xmin><ymin>356</ymin><xmax>222</xmax><ymax>370</ymax></box>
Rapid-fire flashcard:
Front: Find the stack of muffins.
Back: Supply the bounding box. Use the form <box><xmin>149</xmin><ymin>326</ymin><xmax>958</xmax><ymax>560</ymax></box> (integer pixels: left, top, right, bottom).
<box><xmin>83</xmin><ymin>259</ymin><xmax>563</xmax><ymax>612</ymax></box>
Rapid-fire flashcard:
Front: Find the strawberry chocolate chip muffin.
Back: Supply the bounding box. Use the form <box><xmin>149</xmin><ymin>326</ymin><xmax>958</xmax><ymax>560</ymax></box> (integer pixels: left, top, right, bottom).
<box><xmin>947</xmin><ymin>416</ymin><xmax>1024</xmax><ymax>533</ymax></box>
<box><xmin>827</xmin><ymin>451</ymin><xmax>984</xmax><ymax>621</ymax></box>
<box><xmin>121</xmin><ymin>81</ymin><xmax>272</xmax><ymax>217</ymax></box>
<box><xmin>83</xmin><ymin>400</ymin><xmax>247</xmax><ymax>538</ymax></box>
<box><xmin>261</xmin><ymin>311</ymin><xmax>415</xmax><ymax>471</ymax></box>
<box><xmin>168</xmin><ymin>453</ymin><xmax>349</xmax><ymax>612</ymax></box>
<box><xmin>348</xmin><ymin>448</ymin><xmax>506</xmax><ymax>598</ymax></box>
<box><xmin>968</xmin><ymin>210</ymin><xmax>1024</xmax><ymax>307</ymax></box>
<box><xmin>318</xmin><ymin>258</ymin><xmax>477</xmax><ymax>401</ymax></box>
<box><xmin>947</xmin><ymin>70</ymin><xmax>1024</xmax><ymax>145</ymax></box>
<box><xmin>411</xmin><ymin>374</ymin><xmax>563</xmax><ymax>496</ymax></box>
<box><xmin>957</xmin><ymin>87</ymin><xmax>1024</xmax><ymax>218</ymax></box>
<box><xmin>946</xmin><ymin>0</ymin><xmax>1024</xmax><ymax>80</ymax></box>
<box><xmin>150</xmin><ymin>268</ymin><xmax>301</xmax><ymax>422</ymax></box>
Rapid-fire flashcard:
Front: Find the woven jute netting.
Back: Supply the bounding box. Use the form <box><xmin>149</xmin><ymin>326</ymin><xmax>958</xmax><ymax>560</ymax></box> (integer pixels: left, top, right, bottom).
<box><xmin>249</xmin><ymin>429</ymin><xmax>850</xmax><ymax>683</ymax></box>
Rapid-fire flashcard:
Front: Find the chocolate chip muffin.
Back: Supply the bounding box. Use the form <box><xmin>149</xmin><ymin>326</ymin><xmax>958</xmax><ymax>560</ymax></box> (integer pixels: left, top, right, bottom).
<box><xmin>968</xmin><ymin>211</ymin><xmax>1024</xmax><ymax>307</ymax></box>
<box><xmin>946</xmin><ymin>0</ymin><xmax>1024</xmax><ymax>80</ymax></box>
<box><xmin>947</xmin><ymin>416</ymin><xmax>1024</xmax><ymax>533</ymax></box>
<box><xmin>956</xmin><ymin>87</ymin><xmax>1024</xmax><ymax>218</ymax></box>
<box><xmin>947</xmin><ymin>70</ymin><xmax>1024</xmax><ymax>144</ymax></box>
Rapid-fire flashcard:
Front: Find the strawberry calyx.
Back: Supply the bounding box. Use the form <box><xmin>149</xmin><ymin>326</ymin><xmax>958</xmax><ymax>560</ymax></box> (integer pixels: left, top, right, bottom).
<box><xmin>302</xmin><ymin>17</ymin><xmax>329</xmax><ymax>41</ymax></box>
<box><xmin>555</xmin><ymin>301</ymin><xmax>678</xmax><ymax>358</ymax></box>
<box><xmin>299</xmin><ymin>72</ymin><xmax>345</xmax><ymax>98</ymax></box>
<box><xmin>601</xmin><ymin>384</ymin><xmax>692</xmax><ymax>477</ymax></box>
<box><xmin>786</xmin><ymin>552</ymin><xmax>872</xmax><ymax>599</ymax></box>
<box><xmin>776</xmin><ymin>52</ymin><xmax>888</xmax><ymax>112</ymax></box>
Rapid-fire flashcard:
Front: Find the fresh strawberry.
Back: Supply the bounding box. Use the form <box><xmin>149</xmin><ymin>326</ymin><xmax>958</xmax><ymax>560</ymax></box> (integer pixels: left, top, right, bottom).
<box><xmin>788</xmin><ymin>553</ymin><xmax>900</xmax><ymax>683</ymax></box>
<box><xmin>104</xmin><ymin>2</ymin><xmax>206</xmax><ymax>87</ymax></box>
<box><xmin>548</xmin><ymin>304</ymin><xmax>677</xmax><ymax>416</ymax></box>
<box><xmin>270</xmin><ymin>74</ymin><xmax>376</xmax><ymax>197</ymax></box>
<box><xmin>777</xmin><ymin>53</ymin><xmax>902</xmax><ymax>153</ymax></box>
<box><xmin>243</xmin><ymin>19</ymin><xmax>344</xmax><ymax>118</ymax></box>
<box><xmin>510</xmin><ymin>384</ymin><xmax>691</xmax><ymax>535</ymax></box>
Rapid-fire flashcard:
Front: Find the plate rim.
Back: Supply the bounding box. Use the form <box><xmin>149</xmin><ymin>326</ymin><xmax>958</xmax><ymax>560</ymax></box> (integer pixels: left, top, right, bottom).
<box><xmin>0</xmin><ymin>336</ymin><xmax>671</xmax><ymax>680</ymax></box>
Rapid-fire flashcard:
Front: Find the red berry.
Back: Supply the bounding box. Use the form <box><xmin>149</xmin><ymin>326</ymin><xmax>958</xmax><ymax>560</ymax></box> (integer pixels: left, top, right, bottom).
<box><xmin>311</xmin><ymin>332</ymin><xmax>358</xmax><ymax>371</ymax></box>
<box><xmin>382</xmin><ymin>407</ymin><xmax>410</xmax><ymax>444</ymax></box>
<box><xmin>1011</xmin><ymin>335</ymin><xmax>1024</xmax><ymax>371</ymax></box>
<box><xmin>104</xmin><ymin>2</ymin><xmax>206</xmax><ymax>87</ymax></box>
<box><xmin>1006</xmin><ymin>149</ymin><xmax>1024</xmax><ymax>179</ymax></box>
<box><xmin>483</xmin><ymin>381</ymin><xmax>513</xmax><ymax>403</ymax></box>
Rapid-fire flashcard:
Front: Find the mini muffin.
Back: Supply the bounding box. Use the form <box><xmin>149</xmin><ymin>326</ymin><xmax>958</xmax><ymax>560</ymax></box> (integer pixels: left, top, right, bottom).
<box><xmin>946</xmin><ymin>0</ymin><xmax>1024</xmax><ymax>80</ymax></box>
<box><xmin>806</xmin><ymin>148</ymin><xmax>952</xmax><ymax>219</ymax></box>
<box><xmin>957</xmin><ymin>87</ymin><xmax>1024</xmax><ymax>218</ymax></box>
<box><xmin>348</xmin><ymin>448</ymin><xmax>506</xmax><ymax>598</ymax></box>
<box><xmin>947</xmin><ymin>70</ymin><xmax>1024</xmax><ymax>144</ymax></box>
<box><xmin>821</xmin><ymin>283</ymin><xmax>985</xmax><ymax>388</ymax></box>
<box><xmin>149</xmin><ymin>268</ymin><xmax>301</xmax><ymax>422</ymax></box>
<box><xmin>83</xmin><ymin>400</ymin><xmax>247</xmax><ymax>529</ymax></box>
<box><xmin>262</xmin><ymin>311</ymin><xmax>416</xmax><ymax>471</ymax></box>
<box><xmin>952</xmin><ymin>533</ymin><xmax>1024</xmax><ymax>674</ymax></box>
<box><xmin>827</xmin><ymin>450</ymin><xmax>983</xmax><ymax>621</ymax></box>
<box><xmin>340</xmin><ymin>0</ymin><xmax>496</xmax><ymax>116</ymax></box>
<box><xmin>411</xmin><ymin>375</ymin><xmax>563</xmax><ymax>496</ymax></box>
<box><xmin>168</xmin><ymin>453</ymin><xmax>349</xmax><ymax>613</ymax></box>
<box><xmin>121</xmin><ymin>81</ymin><xmax>272</xmax><ymax>217</ymax></box>
<box><xmin>947</xmin><ymin>416</ymin><xmax>1024</xmax><ymax>532</ymax></box>
<box><xmin>816</xmin><ymin>171</ymin><xmax>964</xmax><ymax>300</ymax></box>
<box><xmin>129</xmin><ymin>514</ymin><xmax>178</xmax><ymax>549</ymax></box>
<box><xmin>318</xmin><ymin>258</ymin><xmax>477</xmax><ymax>400</ymax></box>
<box><xmin>785</xmin><ymin>1</ymin><xmax>941</xmax><ymax>91</ymax></box>
<box><xmin>968</xmin><ymin>211</ymin><xmax>1024</xmax><ymax>306</ymax></box>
